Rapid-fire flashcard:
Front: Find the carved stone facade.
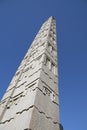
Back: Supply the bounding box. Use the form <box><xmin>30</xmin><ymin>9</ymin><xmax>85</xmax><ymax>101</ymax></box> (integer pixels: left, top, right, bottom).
<box><xmin>0</xmin><ymin>16</ymin><xmax>60</xmax><ymax>130</ymax></box>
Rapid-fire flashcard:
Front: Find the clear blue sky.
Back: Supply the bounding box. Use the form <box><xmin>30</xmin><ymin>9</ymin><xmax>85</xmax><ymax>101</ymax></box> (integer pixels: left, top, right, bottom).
<box><xmin>0</xmin><ymin>0</ymin><xmax>87</xmax><ymax>130</ymax></box>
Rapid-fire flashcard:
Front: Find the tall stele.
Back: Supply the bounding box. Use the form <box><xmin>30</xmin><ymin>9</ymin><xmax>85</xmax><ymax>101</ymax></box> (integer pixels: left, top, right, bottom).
<box><xmin>0</xmin><ymin>16</ymin><xmax>60</xmax><ymax>130</ymax></box>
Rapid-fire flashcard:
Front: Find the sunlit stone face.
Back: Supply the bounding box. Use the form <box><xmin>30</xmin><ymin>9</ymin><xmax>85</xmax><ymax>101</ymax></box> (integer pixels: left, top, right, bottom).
<box><xmin>0</xmin><ymin>16</ymin><xmax>60</xmax><ymax>130</ymax></box>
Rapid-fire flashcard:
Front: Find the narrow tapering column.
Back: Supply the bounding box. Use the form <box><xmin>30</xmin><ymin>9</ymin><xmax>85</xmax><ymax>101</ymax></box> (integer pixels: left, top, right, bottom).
<box><xmin>0</xmin><ymin>16</ymin><xmax>60</xmax><ymax>130</ymax></box>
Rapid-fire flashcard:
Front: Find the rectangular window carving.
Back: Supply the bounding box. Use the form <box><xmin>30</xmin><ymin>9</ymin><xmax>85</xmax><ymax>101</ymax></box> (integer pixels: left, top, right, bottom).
<box><xmin>42</xmin><ymin>86</ymin><xmax>51</xmax><ymax>96</ymax></box>
<box><xmin>51</xmin><ymin>63</ymin><xmax>55</xmax><ymax>74</ymax></box>
<box><xmin>46</xmin><ymin>58</ymin><xmax>51</xmax><ymax>69</ymax></box>
<box><xmin>42</xmin><ymin>86</ymin><xmax>56</xmax><ymax>102</ymax></box>
<box><xmin>48</xmin><ymin>43</ymin><xmax>52</xmax><ymax>52</ymax></box>
<box><xmin>24</xmin><ymin>67</ymin><xmax>29</xmax><ymax>72</ymax></box>
<box><xmin>45</xmin><ymin>55</ymin><xmax>56</xmax><ymax>75</ymax></box>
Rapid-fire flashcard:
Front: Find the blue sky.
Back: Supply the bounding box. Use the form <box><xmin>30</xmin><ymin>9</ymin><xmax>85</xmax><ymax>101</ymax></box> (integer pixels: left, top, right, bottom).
<box><xmin>0</xmin><ymin>0</ymin><xmax>87</xmax><ymax>130</ymax></box>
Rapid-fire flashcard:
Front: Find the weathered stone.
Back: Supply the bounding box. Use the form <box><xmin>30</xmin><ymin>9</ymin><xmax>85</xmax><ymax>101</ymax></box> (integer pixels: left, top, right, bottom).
<box><xmin>0</xmin><ymin>16</ymin><xmax>60</xmax><ymax>130</ymax></box>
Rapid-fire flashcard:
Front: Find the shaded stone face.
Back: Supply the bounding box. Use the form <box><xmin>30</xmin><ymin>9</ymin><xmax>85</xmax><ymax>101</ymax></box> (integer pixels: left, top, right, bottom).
<box><xmin>0</xmin><ymin>16</ymin><xmax>60</xmax><ymax>130</ymax></box>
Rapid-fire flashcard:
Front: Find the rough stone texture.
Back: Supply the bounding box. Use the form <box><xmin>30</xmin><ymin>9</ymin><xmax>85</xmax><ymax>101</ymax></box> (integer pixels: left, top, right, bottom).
<box><xmin>0</xmin><ymin>16</ymin><xmax>60</xmax><ymax>130</ymax></box>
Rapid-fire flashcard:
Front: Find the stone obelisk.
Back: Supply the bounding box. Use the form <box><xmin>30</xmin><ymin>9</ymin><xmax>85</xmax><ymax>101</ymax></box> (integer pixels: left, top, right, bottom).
<box><xmin>0</xmin><ymin>16</ymin><xmax>60</xmax><ymax>130</ymax></box>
